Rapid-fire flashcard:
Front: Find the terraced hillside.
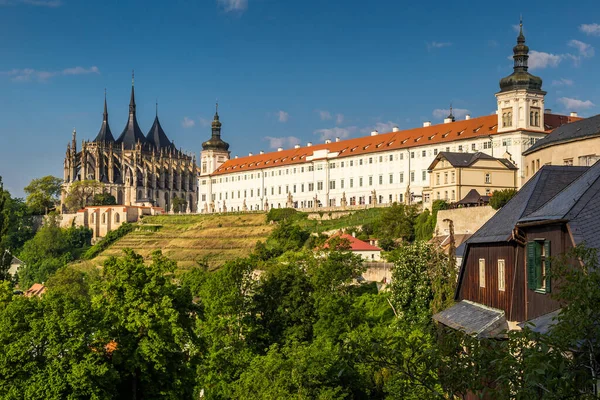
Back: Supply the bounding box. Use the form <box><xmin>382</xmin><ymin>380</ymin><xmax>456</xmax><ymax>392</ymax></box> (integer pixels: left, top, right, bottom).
<box><xmin>77</xmin><ymin>213</ymin><xmax>274</xmax><ymax>273</ymax></box>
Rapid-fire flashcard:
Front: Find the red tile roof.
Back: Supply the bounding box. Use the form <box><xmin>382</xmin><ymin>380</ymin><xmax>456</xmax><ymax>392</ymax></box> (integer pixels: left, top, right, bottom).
<box><xmin>326</xmin><ymin>233</ymin><xmax>382</xmax><ymax>252</ymax></box>
<box><xmin>211</xmin><ymin>113</ymin><xmax>580</xmax><ymax>176</ymax></box>
<box><xmin>24</xmin><ymin>283</ymin><xmax>46</xmax><ymax>297</ymax></box>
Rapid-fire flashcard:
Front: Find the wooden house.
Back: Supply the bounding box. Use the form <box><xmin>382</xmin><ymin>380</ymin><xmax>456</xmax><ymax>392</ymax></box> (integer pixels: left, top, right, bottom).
<box><xmin>434</xmin><ymin>164</ymin><xmax>599</xmax><ymax>337</ymax></box>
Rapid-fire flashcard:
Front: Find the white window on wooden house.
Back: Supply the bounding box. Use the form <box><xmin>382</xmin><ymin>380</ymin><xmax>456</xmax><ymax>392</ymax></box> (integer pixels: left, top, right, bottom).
<box><xmin>479</xmin><ymin>258</ymin><xmax>486</xmax><ymax>288</ymax></box>
<box><xmin>498</xmin><ymin>259</ymin><xmax>506</xmax><ymax>291</ymax></box>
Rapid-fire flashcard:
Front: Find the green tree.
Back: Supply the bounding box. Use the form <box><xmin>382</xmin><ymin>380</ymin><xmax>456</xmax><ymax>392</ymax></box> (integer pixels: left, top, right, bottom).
<box><xmin>0</xmin><ymin>288</ymin><xmax>118</xmax><ymax>399</ymax></box>
<box><xmin>373</xmin><ymin>203</ymin><xmax>417</xmax><ymax>242</ymax></box>
<box><xmin>18</xmin><ymin>216</ymin><xmax>91</xmax><ymax>287</ymax></box>
<box><xmin>388</xmin><ymin>242</ymin><xmax>449</xmax><ymax>325</ymax></box>
<box><xmin>91</xmin><ymin>192</ymin><xmax>117</xmax><ymax>206</ymax></box>
<box><xmin>24</xmin><ymin>175</ymin><xmax>63</xmax><ymax>215</ymax></box>
<box><xmin>0</xmin><ymin>178</ymin><xmax>11</xmax><ymax>280</ymax></box>
<box><xmin>489</xmin><ymin>188</ymin><xmax>517</xmax><ymax>210</ymax></box>
<box><xmin>93</xmin><ymin>249</ymin><xmax>198</xmax><ymax>399</ymax></box>
<box><xmin>172</xmin><ymin>196</ymin><xmax>187</xmax><ymax>213</ymax></box>
<box><xmin>64</xmin><ymin>180</ymin><xmax>104</xmax><ymax>212</ymax></box>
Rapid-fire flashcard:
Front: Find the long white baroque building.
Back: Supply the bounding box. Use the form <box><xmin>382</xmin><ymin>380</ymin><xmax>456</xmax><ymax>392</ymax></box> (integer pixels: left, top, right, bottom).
<box><xmin>197</xmin><ymin>24</ymin><xmax>580</xmax><ymax>214</ymax></box>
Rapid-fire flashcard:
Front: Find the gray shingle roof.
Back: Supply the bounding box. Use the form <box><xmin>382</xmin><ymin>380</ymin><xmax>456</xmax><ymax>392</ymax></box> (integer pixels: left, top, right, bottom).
<box><xmin>431</xmin><ymin>152</ymin><xmax>517</xmax><ymax>170</ymax></box>
<box><xmin>466</xmin><ymin>166</ymin><xmax>588</xmax><ymax>244</ymax></box>
<box><xmin>519</xmin><ymin>160</ymin><xmax>600</xmax><ymax>249</ymax></box>
<box><xmin>433</xmin><ymin>300</ymin><xmax>508</xmax><ymax>338</ymax></box>
<box><xmin>523</xmin><ymin>114</ymin><xmax>600</xmax><ymax>155</ymax></box>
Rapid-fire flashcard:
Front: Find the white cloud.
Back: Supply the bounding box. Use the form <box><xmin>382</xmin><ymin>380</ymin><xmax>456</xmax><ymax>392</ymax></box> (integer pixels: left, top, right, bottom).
<box><xmin>277</xmin><ymin>110</ymin><xmax>289</xmax><ymax>123</ymax></box>
<box><xmin>317</xmin><ymin>110</ymin><xmax>332</xmax><ymax>120</ymax></box>
<box><xmin>432</xmin><ymin>108</ymin><xmax>469</xmax><ymax>119</ymax></box>
<box><xmin>580</xmin><ymin>23</ymin><xmax>600</xmax><ymax>36</ymax></box>
<box><xmin>0</xmin><ymin>0</ymin><xmax>62</xmax><ymax>6</ymax></box>
<box><xmin>181</xmin><ymin>117</ymin><xmax>196</xmax><ymax>128</ymax></box>
<box><xmin>568</xmin><ymin>39</ymin><xmax>594</xmax><ymax>58</ymax></box>
<box><xmin>528</xmin><ymin>50</ymin><xmax>562</xmax><ymax>70</ymax></box>
<box><xmin>552</xmin><ymin>78</ymin><xmax>574</xmax><ymax>86</ymax></box>
<box><xmin>314</xmin><ymin>126</ymin><xmax>357</xmax><ymax>141</ymax></box>
<box><xmin>335</xmin><ymin>113</ymin><xmax>344</xmax><ymax>125</ymax></box>
<box><xmin>263</xmin><ymin>136</ymin><xmax>301</xmax><ymax>149</ymax></box>
<box><xmin>217</xmin><ymin>0</ymin><xmax>247</xmax><ymax>13</ymax></box>
<box><xmin>427</xmin><ymin>41</ymin><xmax>452</xmax><ymax>51</ymax></box>
<box><xmin>362</xmin><ymin>121</ymin><xmax>399</xmax><ymax>134</ymax></box>
<box><xmin>0</xmin><ymin>65</ymin><xmax>100</xmax><ymax>82</ymax></box>
<box><xmin>557</xmin><ymin>97</ymin><xmax>595</xmax><ymax>110</ymax></box>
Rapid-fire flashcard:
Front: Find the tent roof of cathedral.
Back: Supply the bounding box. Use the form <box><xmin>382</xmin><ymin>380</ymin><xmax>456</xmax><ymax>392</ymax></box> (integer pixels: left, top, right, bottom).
<box><xmin>93</xmin><ymin>94</ymin><xmax>115</xmax><ymax>143</ymax></box>
<box><xmin>211</xmin><ymin>112</ymin><xmax>580</xmax><ymax>176</ymax></box>
<box><xmin>146</xmin><ymin>115</ymin><xmax>174</xmax><ymax>151</ymax></box>
<box><xmin>115</xmin><ymin>85</ymin><xmax>147</xmax><ymax>149</ymax></box>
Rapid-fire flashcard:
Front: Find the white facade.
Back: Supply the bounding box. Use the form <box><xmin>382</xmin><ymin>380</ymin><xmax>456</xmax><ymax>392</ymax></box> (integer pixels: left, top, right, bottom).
<box><xmin>197</xmin><ymin>124</ymin><xmax>549</xmax><ymax>213</ymax></box>
<box><xmin>196</xmin><ymin>26</ymin><xmax>578</xmax><ymax>214</ymax></box>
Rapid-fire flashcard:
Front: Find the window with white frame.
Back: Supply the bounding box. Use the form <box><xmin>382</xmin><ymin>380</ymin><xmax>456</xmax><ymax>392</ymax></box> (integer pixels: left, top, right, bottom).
<box><xmin>498</xmin><ymin>259</ymin><xmax>506</xmax><ymax>291</ymax></box>
<box><xmin>479</xmin><ymin>259</ymin><xmax>486</xmax><ymax>288</ymax></box>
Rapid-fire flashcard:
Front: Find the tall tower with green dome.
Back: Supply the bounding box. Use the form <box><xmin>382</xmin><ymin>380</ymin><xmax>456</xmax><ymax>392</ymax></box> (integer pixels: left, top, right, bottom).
<box><xmin>496</xmin><ymin>20</ymin><xmax>547</xmax><ymax>133</ymax></box>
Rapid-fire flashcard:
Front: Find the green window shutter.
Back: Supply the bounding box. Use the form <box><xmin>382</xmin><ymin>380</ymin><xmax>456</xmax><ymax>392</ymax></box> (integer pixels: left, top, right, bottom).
<box><xmin>544</xmin><ymin>240</ymin><xmax>551</xmax><ymax>293</ymax></box>
<box><xmin>527</xmin><ymin>242</ymin><xmax>536</xmax><ymax>290</ymax></box>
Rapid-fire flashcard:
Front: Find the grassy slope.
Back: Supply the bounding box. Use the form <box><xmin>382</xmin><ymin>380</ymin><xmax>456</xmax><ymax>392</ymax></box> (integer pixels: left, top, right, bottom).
<box><xmin>73</xmin><ymin>208</ymin><xmax>387</xmax><ymax>274</ymax></box>
<box><xmin>298</xmin><ymin>207</ymin><xmax>387</xmax><ymax>235</ymax></box>
<box><xmin>74</xmin><ymin>213</ymin><xmax>274</xmax><ymax>273</ymax></box>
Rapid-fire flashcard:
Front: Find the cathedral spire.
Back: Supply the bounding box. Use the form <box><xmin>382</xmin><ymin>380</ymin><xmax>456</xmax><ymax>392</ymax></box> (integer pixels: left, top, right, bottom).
<box><xmin>129</xmin><ymin>70</ymin><xmax>136</xmax><ymax>114</ymax></box>
<box><xmin>94</xmin><ymin>89</ymin><xmax>115</xmax><ymax>143</ymax></box>
<box><xmin>103</xmin><ymin>88</ymin><xmax>108</xmax><ymax>122</ymax></box>
<box><xmin>116</xmin><ymin>72</ymin><xmax>147</xmax><ymax>149</ymax></box>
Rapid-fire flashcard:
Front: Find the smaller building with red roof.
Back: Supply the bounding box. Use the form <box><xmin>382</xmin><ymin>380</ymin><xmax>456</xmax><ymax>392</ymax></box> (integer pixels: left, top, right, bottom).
<box><xmin>325</xmin><ymin>233</ymin><xmax>382</xmax><ymax>261</ymax></box>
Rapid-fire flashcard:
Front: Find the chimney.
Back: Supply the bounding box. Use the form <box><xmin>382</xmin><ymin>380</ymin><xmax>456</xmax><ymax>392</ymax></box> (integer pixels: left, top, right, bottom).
<box><xmin>570</xmin><ymin>111</ymin><xmax>578</xmax><ymax>117</ymax></box>
<box><xmin>249</xmin><ymin>152</ymin><xmax>253</xmax><ymax>156</ymax></box>
<box><xmin>235</xmin><ymin>155</ymin><xmax>239</xmax><ymax>159</ymax></box>
<box><xmin>335</xmin><ymin>137</ymin><xmax>341</xmax><ymax>142</ymax></box>
<box><xmin>294</xmin><ymin>144</ymin><xmax>300</xmax><ymax>149</ymax></box>
<box><xmin>307</xmin><ymin>142</ymin><xmax>312</xmax><ymax>147</ymax></box>
<box><xmin>277</xmin><ymin>147</ymin><xmax>283</xmax><ymax>152</ymax></box>
<box><xmin>423</xmin><ymin>121</ymin><xmax>432</xmax><ymax>127</ymax></box>
<box><xmin>259</xmin><ymin>150</ymin><xmax>264</xmax><ymax>155</ymax></box>
<box><xmin>371</xmin><ymin>130</ymin><xmax>378</xmax><ymax>136</ymax></box>
<box><xmin>325</xmin><ymin>139</ymin><xmax>331</xmax><ymax>144</ymax></box>
<box><xmin>392</xmin><ymin>126</ymin><xmax>400</xmax><ymax>132</ymax></box>
<box><xmin>444</xmin><ymin>117</ymin><xmax>453</xmax><ymax>124</ymax></box>
<box><xmin>545</xmin><ymin>109</ymin><xmax>552</xmax><ymax>113</ymax></box>
<box><xmin>465</xmin><ymin>114</ymin><xmax>471</xmax><ymax>120</ymax></box>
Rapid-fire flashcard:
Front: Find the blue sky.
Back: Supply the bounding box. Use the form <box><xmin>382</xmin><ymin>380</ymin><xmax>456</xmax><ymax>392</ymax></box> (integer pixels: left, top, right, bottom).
<box><xmin>1</xmin><ymin>0</ymin><xmax>599</xmax><ymax>197</ymax></box>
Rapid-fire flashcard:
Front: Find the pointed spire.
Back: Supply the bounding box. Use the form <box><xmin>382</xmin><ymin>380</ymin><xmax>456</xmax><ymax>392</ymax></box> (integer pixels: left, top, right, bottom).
<box><xmin>129</xmin><ymin>69</ymin><xmax>136</xmax><ymax>114</ymax></box>
<box><xmin>103</xmin><ymin>88</ymin><xmax>108</xmax><ymax>122</ymax></box>
<box><xmin>447</xmin><ymin>103</ymin><xmax>454</xmax><ymax>119</ymax></box>
<box><xmin>156</xmin><ymin>98</ymin><xmax>158</xmax><ymax>117</ymax></box>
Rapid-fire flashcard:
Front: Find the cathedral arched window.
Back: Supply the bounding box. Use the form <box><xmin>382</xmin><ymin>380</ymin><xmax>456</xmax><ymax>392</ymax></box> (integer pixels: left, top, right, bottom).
<box><xmin>534</xmin><ymin>112</ymin><xmax>539</xmax><ymax>127</ymax></box>
<box><xmin>137</xmin><ymin>190</ymin><xmax>142</xmax><ymax>200</ymax></box>
<box><xmin>506</xmin><ymin>112</ymin><xmax>512</xmax><ymax>127</ymax></box>
<box><xmin>502</xmin><ymin>113</ymin><xmax>507</xmax><ymax>127</ymax></box>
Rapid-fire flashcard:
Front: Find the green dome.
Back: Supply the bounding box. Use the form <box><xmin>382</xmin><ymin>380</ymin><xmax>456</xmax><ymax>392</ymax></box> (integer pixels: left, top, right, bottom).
<box><xmin>499</xmin><ymin>22</ymin><xmax>544</xmax><ymax>93</ymax></box>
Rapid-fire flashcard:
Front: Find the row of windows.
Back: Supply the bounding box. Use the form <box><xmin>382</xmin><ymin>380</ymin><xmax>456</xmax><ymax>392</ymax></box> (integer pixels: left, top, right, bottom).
<box><xmin>478</xmin><ymin>258</ymin><xmax>506</xmax><ymax>291</ymax></box>
<box><xmin>434</xmin><ymin>172</ymin><xmax>492</xmax><ymax>186</ymax></box>
<box><xmin>91</xmin><ymin>213</ymin><xmax>122</xmax><ymax>224</ymax></box>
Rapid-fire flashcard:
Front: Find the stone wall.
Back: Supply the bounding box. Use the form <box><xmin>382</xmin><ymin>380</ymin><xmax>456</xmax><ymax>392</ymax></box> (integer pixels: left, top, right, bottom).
<box><xmin>434</xmin><ymin>206</ymin><xmax>496</xmax><ymax>236</ymax></box>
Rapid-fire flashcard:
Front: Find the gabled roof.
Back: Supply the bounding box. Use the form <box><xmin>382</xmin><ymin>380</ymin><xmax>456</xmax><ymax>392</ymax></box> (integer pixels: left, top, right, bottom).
<box><xmin>523</xmin><ymin>114</ymin><xmax>600</xmax><ymax>155</ymax></box>
<box><xmin>518</xmin><ymin>160</ymin><xmax>600</xmax><ymax>249</ymax></box>
<box><xmin>433</xmin><ymin>300</ymin><xmax>509</xmax><ymax>338</ymax></box>
<box><xmin>466</xmin><ymin>166</ymin><xmax>588</xmax><ymax>244</ymax></box>
<box><xmin>456</xmin><ymin>189</ymin><xmax>491</xmax><ymax>205</ymax></box>
<box><xmin>326</xmin><ymin>233</ymin><xmax>382</xmax><ymax>252</ymax></box>
<box><xmin>211</xmin><ymin>113</ymin><xmax>576</xmax><ymax>176</ymax></box>
<box><xmin>146</xmin><ymin>115</ymin><xmax>174</xmax><ymax>151</ymax></box>
<box><xmin>428</xmin><ymin>152</ymin><xmax>517</xmax><ymax>171</ymax></box>
<box><xmin>24</xmin><ymin>283</ymin><xmax>46</xmax><ymax>297</ymax></box>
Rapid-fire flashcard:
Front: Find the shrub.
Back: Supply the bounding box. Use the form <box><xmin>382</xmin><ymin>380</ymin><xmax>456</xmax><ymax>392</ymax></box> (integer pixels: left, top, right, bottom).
<box><xmin>489</xmin><ymin>189</ymin><xmax>517</xmax><ymax>210</ymax></box>
<box><xmin>82</xmin><ymin>223</ymin><xmax>134</xmax><ymax>260</ymax></box>
<box><xmin>266</xmin><ymin>208</ymin><xmax>307</xmax><ymax>223</ymax></box>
